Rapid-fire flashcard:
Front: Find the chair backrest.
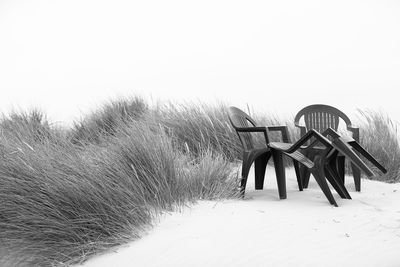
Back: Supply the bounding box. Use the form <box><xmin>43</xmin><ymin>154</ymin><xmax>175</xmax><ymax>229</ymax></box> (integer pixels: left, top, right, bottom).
<box><xmin>294</xmin><ymin>104</ymin><xmax>352</xmax><ymax>134</ymax></box>
<box><xmin>228</xmin><ymin>106</ymin><xmax>257</xmax><ymax>151</ymax></box>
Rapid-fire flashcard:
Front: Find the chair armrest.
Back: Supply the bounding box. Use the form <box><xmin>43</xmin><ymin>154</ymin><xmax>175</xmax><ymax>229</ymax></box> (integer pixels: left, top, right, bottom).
<box><xmin>321</xmin><ymin>127</ymin><xmax>341</xmax><ymax>139</ymax></box>
<box><xmin>267</xmin><ymin>125</ymin><xmax>291</xmax><ymax>143</ymax></box>
<box><xmin>306</xmin><ymin>127</ymin><xmax>341</xmax><ymax>150</ymax></box>
<box><xmin>277</xmin><ymin>129</ymin><xmax>332</xmax><ymax>153</ymax></box>
<box><xmin>235</xmin><ymin>126</ymin><xmax>270</xmax><ymax>143</ymax></box>
<box><xmin>235</xmin><ymin>126</ymin><xmax>268</xmax><ymax>132</ymax></box>
<box><xmin>309</xmin><ymin>128</ymin><xmax>354</xmax><ymax>150</ymax></box>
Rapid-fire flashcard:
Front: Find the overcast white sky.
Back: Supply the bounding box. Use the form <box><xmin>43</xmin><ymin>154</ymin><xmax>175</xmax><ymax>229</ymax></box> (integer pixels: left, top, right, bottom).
<box><xmin>0</xmin><ymin>0</ymin><xmax>399</xmax><ymax>125</ymax></box>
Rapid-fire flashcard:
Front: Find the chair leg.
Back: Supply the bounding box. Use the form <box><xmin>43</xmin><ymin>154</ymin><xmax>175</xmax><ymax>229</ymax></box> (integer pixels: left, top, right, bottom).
<box><xmin>302</xmin><ymin>169</ymin><xmax>311</xmax><ymax>189</ymax></box>
<box><xmin>301</xmin><ymin>151</ymin><xmax>315</xmax><ymax>189</ymax></box>
<box><xmin>271</xmin><ymin>149</ymin><xmax>287</xmax><ymax>199</ymax></box>
<box><xmin>310</xmin><ymin>157</ymin><xmax>338</xmax><ymax>207</ymax></box>
<box><xmin>348</xmin><ymin>141</ymin><xmax>362</xmax><ymax>191</ymax></box>
<box><xmin>254</xmin><ymin>153</ymin><xmax>270</xmax><ymax>190</ymax></box>
<box><xmin>351</xmin><ymin>163</ymin><xmax>361</xmax><ymax>192</ymax></box>
<box><xmin>293</xmin><ymin>161</ymin><xmax>303</xmax><ymax>191</ymax></box>
<box><xmin>240</xmin><ymin>158</ymin><xmax>252</xmax><ymax>196</ymax></box>
<box><xmin>336</xmin><ymin>155</ymin><xmax>345</xmax><ymax>184</ymax></box>
<box><xmin>325</xmin><ymin>153</ymin><xmax>351</xmax><ymax>199</ymax></box>
<box><xmin>325</xmin><ymin>165</ymin><xmax>352</xmax><ymax>199</ymax></box>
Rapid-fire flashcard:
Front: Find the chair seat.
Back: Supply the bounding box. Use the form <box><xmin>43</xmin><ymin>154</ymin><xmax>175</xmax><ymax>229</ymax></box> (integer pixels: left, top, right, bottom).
<box><xmin>269</xmin><ymin>142</ymin><xmax>314</xmax><ymax>169</ymax></box>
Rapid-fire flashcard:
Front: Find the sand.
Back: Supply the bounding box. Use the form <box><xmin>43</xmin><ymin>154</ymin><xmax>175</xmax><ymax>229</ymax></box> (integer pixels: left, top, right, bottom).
<box><xmin>80</xmin><ymin>167</ymin><xmax>400</xmax><ymax>267</ymax></box>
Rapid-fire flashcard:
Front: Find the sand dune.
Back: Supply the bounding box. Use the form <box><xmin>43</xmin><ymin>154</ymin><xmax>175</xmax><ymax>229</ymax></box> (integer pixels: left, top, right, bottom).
<box><xmin>80</xmin><ymin>167</ymin><xmax>400</xmax><ymax>267</ymax></box>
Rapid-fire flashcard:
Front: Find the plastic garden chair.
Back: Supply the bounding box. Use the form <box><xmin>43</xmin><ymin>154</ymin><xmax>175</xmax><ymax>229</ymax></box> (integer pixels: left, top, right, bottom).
<box><xmin>294</xmin><ymin>104</ymin><xmax>363</xmax><ymax>191</ymax></box>
<box><xmin>228</xmin><ymin>107</ymin><xmax>301</xmax><ymax>196</ymax></box>
<box><xmin>228</xmin><ymin>106</ymin><xmax>355</xmax><ymax>207</ymax></box>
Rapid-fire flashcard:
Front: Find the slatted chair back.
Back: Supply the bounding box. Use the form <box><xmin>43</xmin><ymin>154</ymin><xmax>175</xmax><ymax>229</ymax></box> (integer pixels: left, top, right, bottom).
<box><xmin>228</xmin><ymin>106</ymin><xmax>258</xmax><ymax>151</ymax></box>
<box><xmin>294</xmin><ymin>104</ymin><xmax>353</xmax><ymax>136</ymax></box>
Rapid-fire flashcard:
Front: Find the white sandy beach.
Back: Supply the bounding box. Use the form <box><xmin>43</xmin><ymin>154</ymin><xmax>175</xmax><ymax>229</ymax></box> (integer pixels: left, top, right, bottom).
<box><xmin>80</xmin><ymin>166</ymin><xmax>400</xmax><ymax>267</ymax></box>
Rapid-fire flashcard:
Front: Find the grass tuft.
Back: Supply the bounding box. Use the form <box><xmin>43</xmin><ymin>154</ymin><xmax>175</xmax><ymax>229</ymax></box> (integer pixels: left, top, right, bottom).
<box><xmin>358</xmin><ymin>109</ymin><xmax>400</xmax><ymax>182</ymax></box>
<box><xmin>70</xmin><ymin>96</ymin><xmax>148</xmax><ymax>144</ymax></box>
<box><xmin>152</xmin><ymin>102</ymin><xmax>242</xmax><ymax>160</ymax></box>
<box><xmin>0</xmin><ymin>109</ymin><xmax>53</xmax><ymax>142</ymax></box>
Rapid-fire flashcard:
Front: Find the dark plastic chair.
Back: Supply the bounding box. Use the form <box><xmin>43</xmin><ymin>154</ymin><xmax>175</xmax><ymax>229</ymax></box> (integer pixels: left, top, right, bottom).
<box><xmin>228</xmin><ymin>106</ymin><xmax>296</xmax><ymax>198</ymax></box>
<box><xmin>294</xmin><ymin>104</ymin><xmax>363</xmax><ymax>191</ymax></box>
<box><xmin>228</xmin><ymin>106</ymin><xmax>353</xmax><ymax>207</ymax></box>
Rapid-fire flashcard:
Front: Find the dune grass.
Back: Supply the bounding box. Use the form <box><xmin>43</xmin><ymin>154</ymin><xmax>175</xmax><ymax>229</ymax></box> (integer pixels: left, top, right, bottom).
<box><xmin>70</xmin><ymin>96</ymin><xmax>148</xmax><ymax>145</ymax></box>
<box><xmin>0</xmin><ymin>109</ymin><xmax>55</xmax><ymax>142</ymax></box>
<box><xmin>358</xmin><ymin>110</ymin><xmax>400</xmax><ymax>182</ymax></box>
<box><xmin>0</xmin><ymin>97</ymin><xmax>398</xmax><ymax>266</ymax></box>
<box><xmin>151</xmin><ymin>102</ymin><xmax>242</xmax><ymax>160</ymax></box>
<box><xmin>0</xmin><ymin>104</ymin><xmax>239</xmax><ymax>267</ymax></box>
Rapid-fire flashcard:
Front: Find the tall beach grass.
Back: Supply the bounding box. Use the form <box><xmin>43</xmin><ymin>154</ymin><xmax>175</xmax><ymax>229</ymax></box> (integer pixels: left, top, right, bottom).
<box><xmin>358</xmin><ymin>110</ymin><xmax>400</xmax><ymax>182</ymax></box>
<box><xmin>0</xmin><ymin>105</ymin><xmax>239</xmax><ymax>266</ymax></box>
